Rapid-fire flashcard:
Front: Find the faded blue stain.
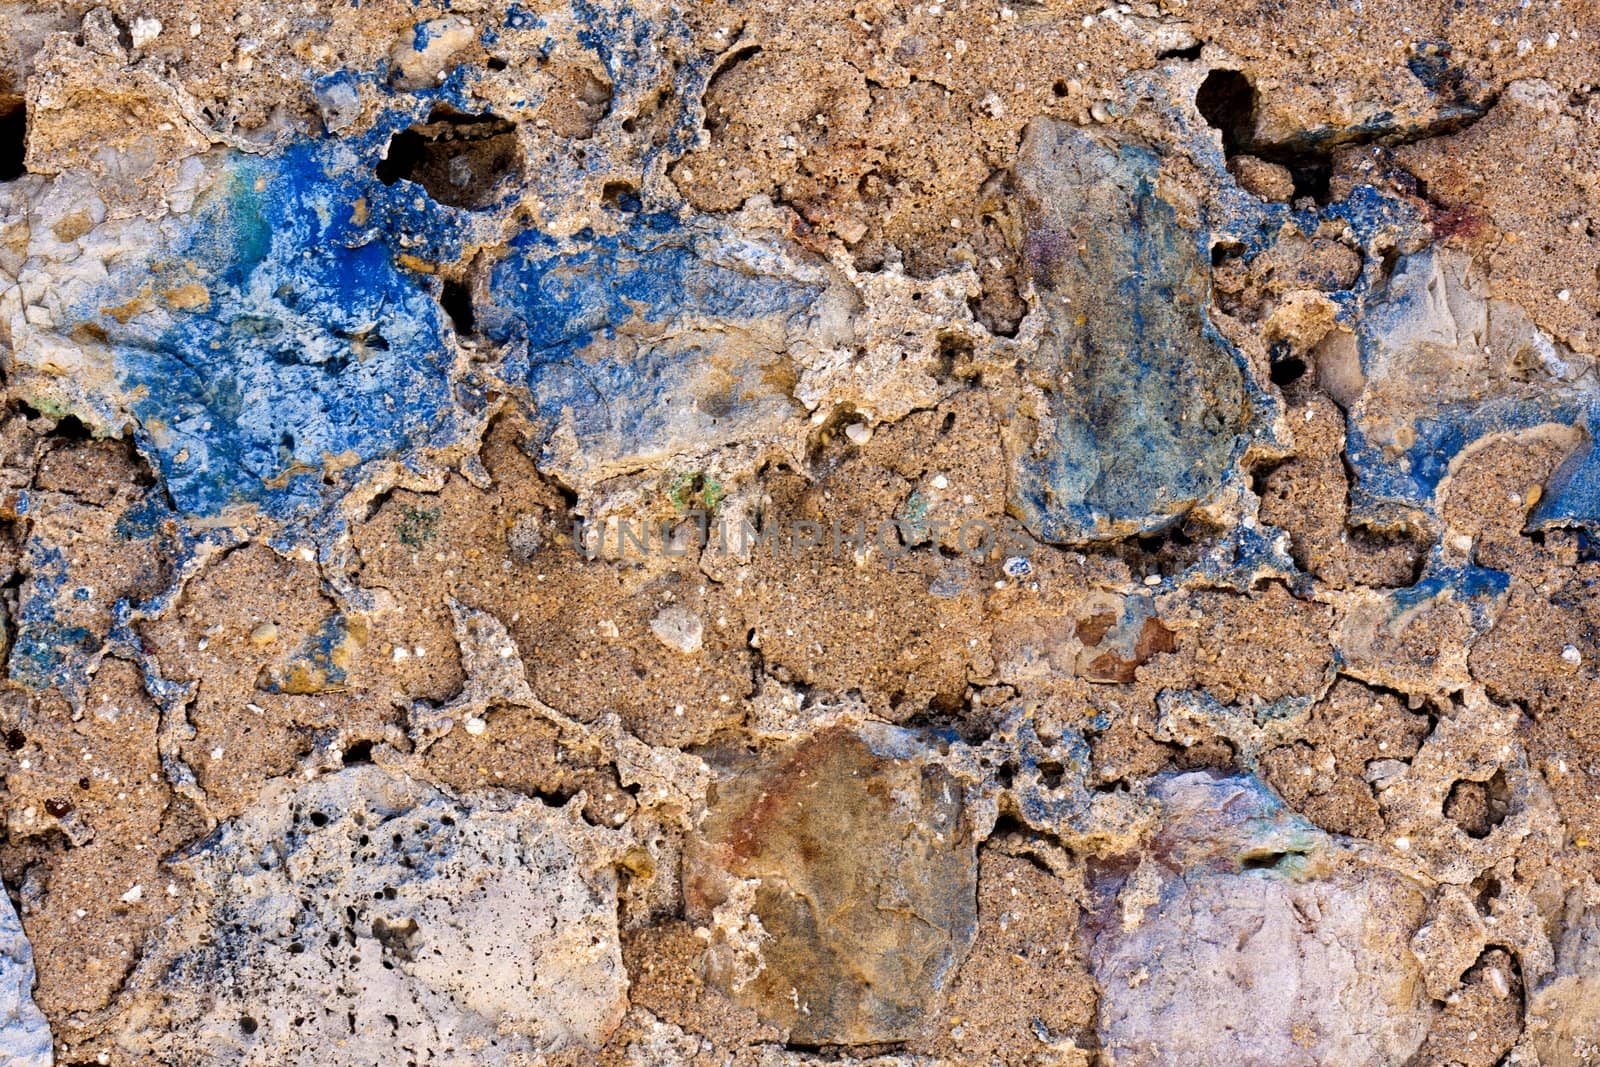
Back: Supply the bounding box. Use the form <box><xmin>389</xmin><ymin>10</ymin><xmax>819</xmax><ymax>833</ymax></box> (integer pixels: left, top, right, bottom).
<box><xmin>10</xmin><ymin>542</ymin><xmax>96</xmax><ymax>692</ymax></box>
<box><xmin>1339</xmin><ymin>248</ymin><xmax>1600</xmax><ymax>532</ymax></box>
<box><xmin>10</xmin><ymin>488</ymin><xmax>184</xmax><ymax>697</ymax></box>
<box><xmin>1534</xmin><ymin>410</ymin><xmax>1600</xmax><ymax>528</ymax></box>
<box><xmin>482</xmin><ymin>217</ymin><xmax>821</xmax><ymax>475</ymax></box>
<box><xmin>33</xmin><ymin>0</ymin><xmax>707</xmax><ymax>524</ymax></box>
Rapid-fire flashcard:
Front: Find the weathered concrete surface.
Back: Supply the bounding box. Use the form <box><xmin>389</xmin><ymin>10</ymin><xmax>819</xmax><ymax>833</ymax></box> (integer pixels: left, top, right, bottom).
<box><xmin>686</xmin><ymin>724</ymin><xmax>977</xmax><ymax>1045</ymax></box>
<box><xmin>0</xmin><ymin>2</ymin><xmax>1598</xmax><ymax>1065</ymax></box>
<box><xmin>482</xmin><ymin>215</ymin><xmax>851</xmax><ymax>489</ymax></box>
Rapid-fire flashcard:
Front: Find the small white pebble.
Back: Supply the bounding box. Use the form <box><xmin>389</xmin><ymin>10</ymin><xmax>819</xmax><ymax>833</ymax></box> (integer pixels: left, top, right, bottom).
<box><xmin>120</xmin><ymin>884</ymin><xmax>144</xmax><ymax>904</ymax></box>
<box><xmin>209</xmin><ymin>747</ymin><xmax>224</xmax><ymax>760</ymax></box>
<box><xmin>1562</xmin><ymin>645</ymin><xmax>1582</xmax><ymax>664</ymax></box>
<box><xmin>131</xmin><ymin>16</ymin><xmax>163</xmax><ymax>47</ymax></box>
<box><xmin>930</xmin><ymin>473</ymin><xmax>949</xmax><ymax>489</ymax></box>
<box><xmin>1394</xmin><ymin>836</ymin><xmax>1411</xmax><ymax>851</ymax></box>
<box><xmin>1557</xmin><ymin>289</ymin><xmax>1571</xmax><ymax>302</ymax></box>
<box><xmin>1143</xmin><ymin>574</ymin><xmax>1161</xmax><ymax>586</ymax></box>
<box><xmin>463</xmin><ymin>716</ymin><xmax>487</xmax><ymax>736</ymax></box>
<box><xmin>844</xmin><ymin>422</ymin><xmax>872</xmax><ymax>445</ymax></box>
<box><xmin>1487</xmin><ymin>966</ymin><xmax>1510</xmax><ymax>998</ymax></box>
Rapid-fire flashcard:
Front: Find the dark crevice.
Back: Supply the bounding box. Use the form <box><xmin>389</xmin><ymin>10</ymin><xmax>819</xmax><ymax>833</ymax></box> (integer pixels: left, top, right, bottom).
<box><xmin>1198</xmin><ymin>64</ymin><xmax>1495</xmax><ymax>204</ymax></box>
<box><xmin>1446</xmin><ymin>769</ymin><xmax>1511</xmax><ymax>839</ymax></box>
<box><xmin>341</xmin><ymin>739</ymin><xmax>376</xmax><ymax>765</ymax></box>
<box><xmin>1195</xmin><ymin>70</ymin><xmax>1257</xmax><ymax>157</ymax></box>
<box><xmin>0</xmin><ymin>98</ymin><xmax>25</xmax><ymax>181</ymax></box>
<box><xmin>1157</xmin><ymin>41</ymin><xmax>1206</xmax><ymax>62</ymax></box>
<box><xmin>440</xmin><ymin>278</ymin><xmax>475</xmax><ymax>336</ymax></box>
<box><xmin>376</xmin><ymin>107</ymin><xmax>521</xmax><ymax>210</ymax></box>
<box><xmin>601</xmin><ymin>180</ymin><xmax>641</xmax><ymax>213</ymax></box>
<box><xmin>1240</xmin><ymin>849</ymin><xmax>1301</xmax><ymax>871</ymax></box>
<box><xmin>1269</xmin><ymin>341</ymin><xmax>1308</xmax><ymax>386</ymax></box>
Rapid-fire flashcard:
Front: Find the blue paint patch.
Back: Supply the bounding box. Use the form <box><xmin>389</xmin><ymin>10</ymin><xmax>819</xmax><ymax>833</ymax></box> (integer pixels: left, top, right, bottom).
<box><xmin>10</xmin><ymin>542</ymin><xmax>97</xmax><ymax>692</ymax></box>
<box><xmin>1531</xmin><ymin>410</ymin><xmax>1600</xmax><ymax>530</ymax></box>
<box><xmin>10</xmin><ymin>488</ymin><xmax>184</xmax><ymax>698</ymax></box>
<box><xmin>62</xmin><ymin>137</ymin><xmax>467</xmax><ymax>520</ymax></box>
<box><xmin>1341</xmin><ymin>248</ymin><xmax>1600</xmax><ymax>531</ymax></box>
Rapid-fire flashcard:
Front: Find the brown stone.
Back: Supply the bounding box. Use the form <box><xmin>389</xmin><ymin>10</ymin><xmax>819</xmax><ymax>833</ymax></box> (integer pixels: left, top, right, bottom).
<box><xmin>686</xmin><ymin>724</ymin><xmax>977</xmax><ymax>1044</ymax></box>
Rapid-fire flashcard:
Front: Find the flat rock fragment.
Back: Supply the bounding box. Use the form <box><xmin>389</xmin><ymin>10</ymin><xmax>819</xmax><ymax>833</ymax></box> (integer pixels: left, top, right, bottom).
<box><xmin>0</xmin><ymin>881</ymin><xmax>52</xmax><ymax>1067</ymax></box>
<box><xmin>1</xmin><ymin>143</ymin><xmax>463</xmax><ymax>519</ymax></box>
<box><xmin>685</xmin><ymin>724</ymin><xmax>978</xmax><ymax>1045</ymax></box>
<box><xmin>1345</xmin><ymin>247</ymin><xmax>1600</xmax><ymax>530</ymax></box>
<box><xmin>116</xmin><ymin>766</ymin><xmax>628</xmax><ymax>1065</ymax></box>
<box><xmin>482</xmin><ymin>216</ymin><xmax>852</xmax><ymax>488</ymax></box>
<box><xmin>1089</xmin><ymin>772</ymin><xmax>1434</xmax><ymax>1066</ymax></box>
<box><xmin>1008</xmin><ymin>119</ymin><xmax>1255</xmax><ymax>543</ymax></box>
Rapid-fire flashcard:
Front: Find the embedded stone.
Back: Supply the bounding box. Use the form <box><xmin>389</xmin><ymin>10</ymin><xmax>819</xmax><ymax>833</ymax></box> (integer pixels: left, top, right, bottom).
<box><xmin>1008</xmin><ymin>119</ymin><xmax>1254</xmax><ymax>543</ymax></box>
<box><xmin>0</xmin><ymin>879</ymin><xmax>52</xmax><ymax>1067</ymax></box>
<box><xmin>1090</xmin><ymin>772</ymin><xmax>1434</xmax><ymax>1066</ymax></box>
<box><xmin>115</xmin><ymin>766</ymin><xmax>628</xmax><ymax>1064</ymax></box>
<box><xmin>686</xmin><ymin>724</ymin><xmax>977</xmax><ymax>1045</ymax></box>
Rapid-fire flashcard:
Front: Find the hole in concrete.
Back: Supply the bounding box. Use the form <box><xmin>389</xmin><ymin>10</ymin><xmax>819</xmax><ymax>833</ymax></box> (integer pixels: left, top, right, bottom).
<box><xmin>1195</xmin><ymin>70</ymin><xmax>1256</xmax><ymax>157</ymax></box>
<box><xmin>372</xmin><ymin>916</ymin><xmax>419</xmax><ymax>961</ymax></box>
<box><xmin>1471</xmin><ymin>871</ymin><xmax>1502</xmax><ymax>913</ymax></box>
<box><xmin>601</xmin><ymin>180</ymin><xmax>640</xmax><ymax>212</ymax></box>
<box><xmin>342</xmin><ymin>739</ymin><xmax>375</xmax><ymax>765</ymax></box>
<box><xmin>1280</xmin><ymin>157</ymin><xmax>1332</xmax><ymax>202</ymax></box>
<box><xmin>1157</xmin><ymin>41</ymin><xmax>1205</xmax><ymax>61</ymax></box>
<box><xmin>440</xmin><ymin>278</ymin><xmax>475</xmax><ymax>335</ymax></box>
<box><xmin>0</xmin><ymin>98</ymin><xmax>24</xmax><ymax>181</ymax></box>
<box><xmin>376</xmin><ymin>107</ymin><xmax>521</xmax><ymax>210</ymax></box>
<box><xmin>1036</xmin><ymin>760</ymin><xmax>1067</xmax><ymax>789</ymax></box>
<box><xmin>935</xmin><ymin>333</ymin><xmax>974</xmax><ymax>382</ymax></box>
<box><xmin>1240</xmin><ymin>850</ymin><xmax>1292</xmax><ymax>871</ymax></box>
<box><xmin>1269</xmin><ymin>342</ymin><xmax>1308</xmax><ymax>386</ymax></box>
<box><xmin>239</xmin><ymin>1016</ymin><xmax>259</xmax><ymax>1035</ymax></box>
<box><xmin>1445</xmin><ymin>769</ymin><xmax>1510</xmax><ymax>839</ymax></box>
<box><xmin>1210</xmin><ymin>239</ymin><xmax>1245</xmax><ymax>267</ymax></box>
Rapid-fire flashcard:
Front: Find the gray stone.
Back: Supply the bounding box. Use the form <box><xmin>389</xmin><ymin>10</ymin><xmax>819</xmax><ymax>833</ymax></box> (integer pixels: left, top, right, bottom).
<box><xmin>0</xmin><ymin>881</ymin><xmax>52</xmax><ymax>1067</ymax></box>
<box><xmin>117</xmin><ymin>766</ymin><xmax>628</xmax><ymax>1065</ymax></box>
<box><xmin>1008</xmin><ymin>119</ymin><xmax>1254</xmax><ymax>543</ymax></box>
